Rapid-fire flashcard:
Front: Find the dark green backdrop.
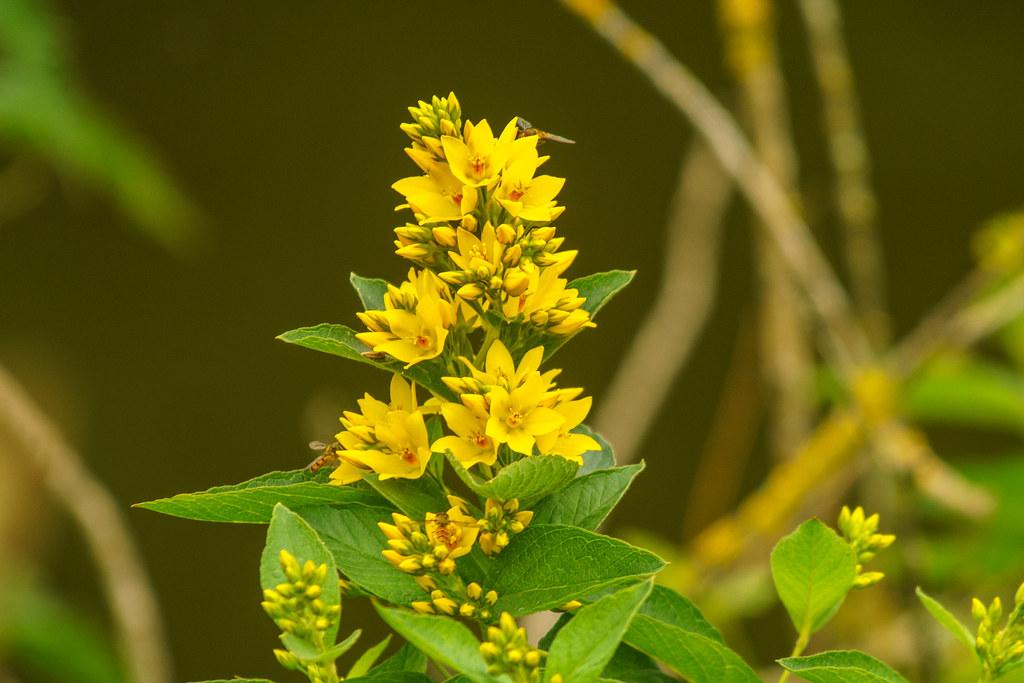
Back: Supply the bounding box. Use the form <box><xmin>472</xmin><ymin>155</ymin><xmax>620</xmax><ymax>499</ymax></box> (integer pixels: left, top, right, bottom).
<box><xmin>3</xmin><ymin>2</ymin><xmax>1023</xmax><ymax>679</ymax></box>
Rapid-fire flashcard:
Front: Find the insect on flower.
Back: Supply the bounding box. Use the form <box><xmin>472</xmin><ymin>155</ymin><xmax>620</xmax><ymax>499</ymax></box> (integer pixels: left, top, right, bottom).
<box><xmin>305</xmin><ymin>440</ymin><xmax>341</xmax><ymax>473</ymax></box>
<box><xmin>515</xmin><ymin>117</ymin><xmax>576</xmax><ymax>145</ymax></box>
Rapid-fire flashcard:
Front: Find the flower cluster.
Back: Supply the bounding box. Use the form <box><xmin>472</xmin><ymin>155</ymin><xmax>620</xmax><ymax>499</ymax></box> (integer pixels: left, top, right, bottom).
<box><xmin>480</xmin><ymin>612</ymin><xmax>547</xmax><ymax>683</ymax></box>
<box><xmin>261</xmin><ymin>550</ymin><xmax>342</xmax><ymax>683</ymax></box>
<box><xmin>837</xmin><ymin>505</ymin><xmax>895</xmax><ymax>589</ymax></box>
<box><xmin>326</xmin><ymin>93</ymin><xmax>599</xmax><ymax>486</ymax></box>
<box><xmin>973</xmin><ymin>582</ymin><xmax>1024</xmax><ymax>680</ymax></box>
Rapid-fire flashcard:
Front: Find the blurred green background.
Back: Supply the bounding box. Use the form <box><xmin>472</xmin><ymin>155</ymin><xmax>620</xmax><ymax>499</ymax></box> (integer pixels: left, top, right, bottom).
<box><xmin>3</xmin><ymin>2</ymin><xmax>1024</xmax><ymax>681</ymax></box>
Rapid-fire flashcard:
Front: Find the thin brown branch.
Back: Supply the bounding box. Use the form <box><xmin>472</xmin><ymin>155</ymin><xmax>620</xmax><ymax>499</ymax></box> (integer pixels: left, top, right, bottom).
<box><xmin>0</xmin><ymin>363</ymin><xmax>171</xmax><ymax>683</ymax></box>
<box><xmin>799</xmin><ymin>0</ymin><xmax>890</xmax><ymax>346</ymax></box>
<box><xmin>561</xmin><ymin>0</ymin><xmax>872</xmax><ymax>373</ymax></box>
<box><xmin>594</xmin><ymin>141</ymin><xmax>732</xmax><ymax>464</ymax></box>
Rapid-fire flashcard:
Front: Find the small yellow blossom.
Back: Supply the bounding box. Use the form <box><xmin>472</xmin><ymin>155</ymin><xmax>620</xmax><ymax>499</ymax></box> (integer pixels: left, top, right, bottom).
<box><xmin>432</xmin><ymin>398</ymin><xmax>499</xmax><ymax>468</ymax></box>
<box><xmin>486</xmin><ymin>377</ymin><xmax>565</xmax><ymax>455</ymax></box>
<box><xmin>535</xmin><ymin>396</ymin><xmax>600</xmax><ymax>464</ymax></box>
<box><xmin>442</xmin><ymin>118</ymin><xmax>518</xmax><ymax>188</ymax></box>
<box><xmin>495</xmin><ymin>146</ymin><xmax>566</xmax><ymax>223</ymax></box>
<box><xmin>392</xmin><ymin>154</ymin><xmax>478</xmax><ymax>224</ymax></box>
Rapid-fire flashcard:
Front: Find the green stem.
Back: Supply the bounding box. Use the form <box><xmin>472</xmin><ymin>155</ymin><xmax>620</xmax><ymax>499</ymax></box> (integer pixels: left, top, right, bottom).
<box><xmin>778</xmin><ymin>627</ymin><xmax>811</xmax><ymax>683</ymax></box>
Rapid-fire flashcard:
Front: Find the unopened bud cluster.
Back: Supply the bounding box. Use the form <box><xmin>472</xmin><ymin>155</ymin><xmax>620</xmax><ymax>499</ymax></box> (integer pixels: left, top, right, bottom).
<box><xmin>401</xmin><ymin>93</ymin><xmax>463</xmax><ymax>162</ymax></box>
<box><xmin>480</xmin><ymin>498</ymin><xmax>533</xmax><ymax>556</ymax></box>
<box><xmin>972</xmin><ymin>582</ymin><xmax>1024</xmax><ymax>680</ymax></box>
<box><xmin>480</xmin><ymin>612</ymin><xmax>546</xmax><ymax>683</ymax></box>
<box><xmin>261</xmin><ymin>550</ymin><xmax>342</xmax><ymax>683</ymax></box>
<box><xmin>380</xmin><ymin>512</ymin><xmax>460</xmax><ymax>576</ymax></box>
<box><xmin>837</xmin><ymin>506</ymin><xmax>895</xmax><ymax>589</ymax></box>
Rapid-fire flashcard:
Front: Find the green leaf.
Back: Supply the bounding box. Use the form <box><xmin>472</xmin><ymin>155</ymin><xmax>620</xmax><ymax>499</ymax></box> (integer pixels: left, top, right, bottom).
<box><xmin>532</xmin><ymin>463</ymin><xmax>643</xmax><ymax>530</ymax></box>
<box><xmin>370</xmin><ymin>642</ymin><xmax>428</xmax><ymax>674</ymax></box>
<box><xmin>347</xmin><ymin>635</ymin><xmax>392</xmax><ymax>678</ymax></box>
<box><xmin>544</xmin><ymin>580</ymin><xmax>653</xmax><ymax>683</ymax></box>
<box><xmin>351</xmin><ymin>273</ymin><xmax>390</xmax><ymax>311</ymax></box>
<box><xmin>260</xmin><ymin>504</ymin><xmax>342</xmax><ymax>643</ymax></box>
<box><xmin>447</xmin><ymin>455</ymin><xmax>578</xmax><ymax>505</ymax></box>
<box><xmin>600</xmin><ymin>645</ymin><xmax>678</xmax><ymax>683</ymax></box>
<box><xmin>373</xmin><ymin>605</ymin><xmax>498</xmax><ymax>683</ymax></box>
<box><xmin>638</xmin><ymin>585</ymin><xmax>723</xmax><ymax>643</ymax></box>
<box><xmin>135</xmin><ymin>469</ymin><xmax>383</xmax><ymax>524</ymax></box>
<box><xmin>778</xmin><ymin>650</ymin><xmax>910</xmax><ymax>682</ymax></box>
<box><xmin>624</xmin><ymin>615</ymin><xmax>760</xmax><ymax>683</ymax></box>
<box><xmin>361</xmin><ymin>473</ymin><xmax>448</xmax><ymax>519</ymax></box>
<box><xmin>915</xmin><ymin>587</ymin><xmax>976</xmax><ymax>652</ymax></box>
<box><xmin>770</xmin><ymin>519</ymin><xmax>857</xmax><ymax>636</ymax></box>
<box><xmin>276</xmin><ymin>324</ymin><xmax>454</xmax><ymax>399</ymax></box>
<box><xmin>577</xmin><ymin>425</ymin><xmax>616</xmax><ymax>474</ymax></box>
<box><xmin>189</xmin><ymin>679</ymin><xmax>276</xmax><ymax>683</ymax></box>
<box><xmin>572</xmin><ymin>270</ymin><xmax>636</xmax><ymax>316</ymax></box>
<box><xmin>316</xmin><ymin>629</ymin><xmax>363</xmax><ymax>663</ymax></box>
<box><xmin>488</xmin><ymin>525</ymin><xmax>665</xmax><ymax>616</ymax></box>
<box><xmin>299</xmin><ymin>505</ymin><xmax>423</xmax><ymax>605</ymax></box>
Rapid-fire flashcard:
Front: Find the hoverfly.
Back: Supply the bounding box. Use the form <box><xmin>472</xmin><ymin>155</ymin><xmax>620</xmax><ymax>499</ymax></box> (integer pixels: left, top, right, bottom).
<box><xmin>306</xmin><ymin>440</ymin><xmax>341</xmax><ymax>474</ymax></box>
<box><xmin>515</xmin><ymin>117</ymin><xmax>576</xmax><ymax>145</ymax></box>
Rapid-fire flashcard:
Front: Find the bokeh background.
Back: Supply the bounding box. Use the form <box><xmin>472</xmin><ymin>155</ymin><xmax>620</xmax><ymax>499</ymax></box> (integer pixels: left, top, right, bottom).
<box><xmin>3</xmin><ymin>2</ymin><xmax>1024</xmax><ymax>681</ymax></box>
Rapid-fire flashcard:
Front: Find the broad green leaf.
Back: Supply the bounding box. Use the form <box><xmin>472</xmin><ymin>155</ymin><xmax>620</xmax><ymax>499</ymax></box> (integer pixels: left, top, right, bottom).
<box><xmin>446</xmin><ymin>455</ymin><xmax>578</xmax><ymax>505</ymax></box>
<box><xmin>624</xmin><ymin>615</ymin><xmax>760</xmax><ymax>683</ymax></box>
<box><xmin>370</xmin><ymin>642</ymin><xmax>428</xmax><ymax>674</ymax></box>
<box><xmin>601</xmin><ymin>644</ymin><xmax>678</xmax><ymax>683</ymax></box>
<box><xmin>260</xmin><ymin>504</ymin><xmax>341</xmax><ymax>643</ymax></box>
<box><xmin>488</xmin><ymin>525</ymin><xmax>665</xmax><ymax>616</ymax></box>
<box><xmin>190</xmin><ymin>679</ymin><xmax>276</xmax><ymax>682</ymax></box>
<box><xmin>572</xmin><ymin>270</ymin><xmax>636</xmax><ymax>316</ymax></box>
<box><xmin>361</xmin><ymin>473</ymin><xmax>448</xmax><ymax>519</ymax></box>
<box><xmin>135</xmin><ymin>469</ymin><xmax>383</xmax><ymax>523</ymax></box>
<box><xmin>638</xmin><ymin>585</ymin><xmax>723</xmax><ymax>643</ymax></box>
<box><xmin>544</xmin><ymin>580</ymin><xmax>653</xmax><ymax>683</ymax></box>
<box><xmin>373</xmin><ymin>605</ymin><xmax>497</xmax><ymax>683</ymax></box>
<box><xmin>770</xmin><ymin>519</ymin><xmax>857</xmax><ymax>636</ymax></box>
<box><xmin>351</xmin><ymin>273</ymin><xmax>389</xmax><ymax>311</ymax></box>
<box><xmin>277</xmin><ymin>324</ymin><xmax>454</xmax><ymax>399</ymax></box>
<box><xmin>778</xmin><ymin>650</ymin><xmax>910</xmax><ymax>682</ymax></box>
<box><xmin>903</xmin><ymin>356</ymin><xmax>1024</xmax><ymax>435</ymax></box>
<box><xmin>347</xmin><ymin>635</ymin><xmax>392</xmax><ymax>678</ymax></box>
<box><xmin>299</xmin><ymin>505</ymin><xmax>423</xmax><ymax>605</ymax></box>
<box><xmin>915</xmin><ymin>587</ymin><xmax>976</xmax><ymax>651</ymax></box>
<box><xmin>532</xmin><ymin>463</ymin><xmax>643</xmax><ymax>530</ymax></box>
<box><xmin>577</xmin><ymin>425</ymin><xmax>615</xmax><ymax>474</ymax></box>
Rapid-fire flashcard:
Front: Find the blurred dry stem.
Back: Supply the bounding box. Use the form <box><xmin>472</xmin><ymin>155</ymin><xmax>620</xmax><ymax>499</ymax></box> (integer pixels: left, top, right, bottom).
<box><xmin>0</xmin><ymin>363</ymin><xmax>171</xmax><ymax>683</ymax></box>
<box><xmin>593</xmin><ymin>141</ymin><xmax>731</xmax><ymax>465</ymax></box>
<box><xmin>719</xmin><ymin>0</ymin><xmax>814</xmax><ymax>460</ymax></box>
<box><xmin>561</xmin><ymin>0</ymin><xmax>872</xmax><ymax>373</ymax></box>
<box><xmin>798</xmin><ymin>0</ymin><xmax>889</xmax><ymax>347</ymax></box>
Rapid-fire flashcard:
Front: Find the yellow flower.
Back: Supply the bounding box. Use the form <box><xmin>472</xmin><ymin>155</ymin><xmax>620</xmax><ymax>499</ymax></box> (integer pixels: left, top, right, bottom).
<box><xmin>330</xmin><ymin>375</ymin><xmax>433</xmax><ymax>483</ymax></box>
<box><xmin>535</xmin><ymin>397</ymin><xmax>600</xmax><ymax>464</ymax></box>
<box><xmin>486</xmin><ymin>375</ymin><xmax>565</xmax><ymax>455</ymax></box>
<box><xmin>495</xmin><ymin>147</ymin><xmax>566</xmax><ymax>223</ymax></box>
<box><xmin>502</xmin><ymin>267</ymin><xmax>593</xmax><ymax>336</ymax></box>
<box><xmin>357</xmin><ymin>269</ymin><xmax>456</xmax><ymax>367</ymax></box>
<box><xmin>392</xmin><ymin>153</ymin><xmax>478</xmax><ymax>224</ymax></box>
<box><xmin>462</xmin><ymin>340</ymin><xmax>553</xmax><ymax>393</ymax></box>
<box><xmin>442</xmin><ymin>118</ymin><xmax>518</xmax><ymax>188</ymax></box>
<box><xmin>432</xmin><ymin>398</ymin><xmax>499</xmax><ymax>468</ymax></box>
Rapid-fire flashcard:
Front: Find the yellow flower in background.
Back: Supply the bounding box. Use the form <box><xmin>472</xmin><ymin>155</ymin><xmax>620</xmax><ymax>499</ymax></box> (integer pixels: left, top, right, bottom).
<box><xmin>486</xmin><ymin>375</ymin><xmax>565</xmax><ymax>455</ymax></box>
<box><xmin>535</xmin><ymin>396</ymin><xmax>600</xmax><ymax>464</ymax></box>
<box><xmin>442</xmin><ymin>118</ymin><xmax>518</xmax><ymax>188</ymax></box>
